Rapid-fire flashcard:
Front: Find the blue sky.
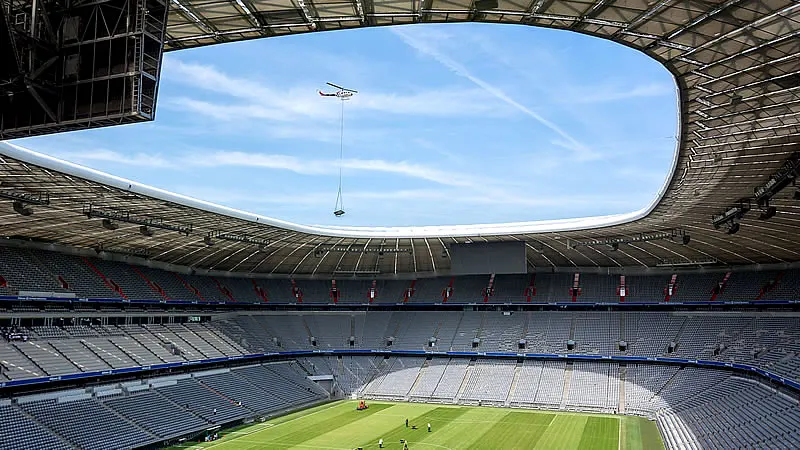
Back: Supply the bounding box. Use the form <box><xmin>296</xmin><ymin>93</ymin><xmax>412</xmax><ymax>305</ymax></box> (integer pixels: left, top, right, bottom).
<box><xmin>14</xmin><ymin>23</ymin><xmax>677</xmax><ymax>227</ymax></box>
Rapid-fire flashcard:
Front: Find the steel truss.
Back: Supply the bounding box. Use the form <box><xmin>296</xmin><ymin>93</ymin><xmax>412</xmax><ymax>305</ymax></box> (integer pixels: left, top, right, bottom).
<box><xmin>0</xmin><ymin>0</ymin><xmax>169</xmax><ymax>138</ymax></box>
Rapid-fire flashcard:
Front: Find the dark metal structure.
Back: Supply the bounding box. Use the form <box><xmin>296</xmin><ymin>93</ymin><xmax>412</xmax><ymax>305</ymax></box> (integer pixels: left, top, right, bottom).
<box><xmin>0</xmin><ymin>0</ymin><xmax>168</xmax><ymax>138</ymax></box>
<box><xmin>0</xmin><ymin>0</ymin><xmax>798</xmax><ymax>275</ymax></box>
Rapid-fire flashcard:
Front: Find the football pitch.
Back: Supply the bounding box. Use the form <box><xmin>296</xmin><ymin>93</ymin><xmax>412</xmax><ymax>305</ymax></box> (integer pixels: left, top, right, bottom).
<box><xmin>172</xmin><ymin>401</ymin><xmax>665</xmax><ymax>450</ymax></box>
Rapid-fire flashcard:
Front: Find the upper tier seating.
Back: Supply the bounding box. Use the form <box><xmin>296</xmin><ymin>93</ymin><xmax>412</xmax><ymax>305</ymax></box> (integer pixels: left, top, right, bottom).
<box><xmin>1</xmin><ymin>246</ymin><xmax>798</xmax><ymax>303</ymax></box>
<box><xmin>4</xmin><ymin>311</ymin><xmax>800</xmax><ymax>386</ymax></box>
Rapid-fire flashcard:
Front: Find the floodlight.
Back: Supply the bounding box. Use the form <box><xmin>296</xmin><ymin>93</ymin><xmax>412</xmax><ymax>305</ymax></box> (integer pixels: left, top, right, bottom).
<box><xmin>83</xmin><ymin>203</ymin><xmax>192</xmax><ymax>236</ymax></box>
<box><xmin>12</xmin><ymin>200</ymin><xmax>32</xmax><ymax>216</ymax></box>
<box><xmin>758</xmin><ymin>206</ymin><xmax>777</xmax><ymax>220</ymax></box>
<box><xmin>712</xmin><ymin>199</ymin><xmax>750</xmax><ymax>230</ymax></box>
<box><xmin>203</xmin><ymin>235</ymin><xmax>214</xmax><ymax>246</ymax></box>
<box><xmin>726</xmin><ymin>222</ymin><xmax>740</xmax><ymax>235</ymax></box>
<box><xmin>139</xmin><ymin>225</ymin><xmax>153</xmax><ymax>237</ymax></box>
<box><xmin>101</xmin><ymin>219</ymin><xmax>118</xmax><ymax>230</ymax></box>
<box><xmin>474</xmin><ymin>0</ymin><xmax>498</xmax><ymax>9</ymax></box>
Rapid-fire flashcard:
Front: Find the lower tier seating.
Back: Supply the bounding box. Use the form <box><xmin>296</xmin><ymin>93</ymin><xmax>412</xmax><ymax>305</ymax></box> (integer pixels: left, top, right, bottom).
<box><xmin>0</xmin><ymin>362</ymin><xmax>328</xmax><ymax>450</ymax></box>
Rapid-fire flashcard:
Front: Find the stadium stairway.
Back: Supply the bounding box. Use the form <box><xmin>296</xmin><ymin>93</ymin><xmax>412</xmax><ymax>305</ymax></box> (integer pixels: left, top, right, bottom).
<box><xmin>454</xmin><ymin>360</ymin><xmax>475</xmax><ymax>403</ymax></box>
<box><xmin>560</xmin><ymin>362</ymin><xmax>574</xmax><ymax>410</ymax></box>
<box><xmin>655</xmin><ymin>367</ymin><xmax>685</xmax><ymax>399</ymax></box>
<box><xmin>199</xmin><ymin>381</ymin><xmax>241</xmax><ymax>407</ymax></box>
<box><xmin>504</xmin><ymin>361</ymin><xmax>523</xmax><ymax>407</ymax></box>
<box><xmin>406</xmin><ymin>359</ymin><xmax>430</xmax><ymax>401</ymax></box>
<box><xmin>12</xmin><ymin>402</ymin><xmax>79</xmax><ymax>450</ymax></box>
<box><xmin>101</xmin><ymin>401</ymin><xmax>152</xmax><ymax>440</ymax></box>
<box><xmin>619</xmin><ymin>366</ymin><xmax>627</xmax><ymax>414</ymax></box>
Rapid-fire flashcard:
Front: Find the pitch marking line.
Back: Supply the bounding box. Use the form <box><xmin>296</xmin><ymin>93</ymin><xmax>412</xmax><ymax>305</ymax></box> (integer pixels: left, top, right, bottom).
<box><xmin>201</xmin><ymin>402</ymin><xmax>344</xmax><ymax>449</ymax></box>
<box><xmin>233</xmin><ymin>439</ymin><xmax>455</xmax><ymax>450</ymax></box>
<box><xmin>233</xmin><ymin>439</ymin><xmax>352</xmax><ymax>449</ymax></box>
<box><xmin>228</xmin><ymin>424</ymin><xmax>275</xmax><ymax>434</ymax></box>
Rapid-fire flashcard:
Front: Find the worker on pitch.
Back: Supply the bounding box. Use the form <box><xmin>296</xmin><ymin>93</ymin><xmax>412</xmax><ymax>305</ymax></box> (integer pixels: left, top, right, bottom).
<box><xmin>427</xmin><ymin>423</ymin><xmax>431</xmax><ymax>432</ymax></box>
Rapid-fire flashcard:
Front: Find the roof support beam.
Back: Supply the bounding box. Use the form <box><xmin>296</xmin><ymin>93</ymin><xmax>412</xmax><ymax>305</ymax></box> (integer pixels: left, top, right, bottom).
<box><xmin>291</xmin><ymin>239</ymin><xmax>331</xmax><ymax>275</ymax></box>
<box><xmin>312</xmin><ymin>238</ymin><xmax>346</xmax><ymax>275</ymax></box>
<box><xmin>570</xmin><ymin>0</ymin><xmax>612</xmax><ymax>30</ymax></box>
<box><xmin>360</xmin><ymin>0</ymin><xmax>375</xmax><ymax>25</ymax></box>
<box><xmin>692</xmin><ymin>30</ymin><xmax>800</xmax><ymax>75</ymax></box>
<box><xmin>614</xmin><ymin>0</ymin><xmax>676</xmax><ymax>36</ymax></box>
<box><xmin>353</xmin><ymin>238</ymin><xmax>371</xmax><ymax>273</ymax></box>
<box><xmin>657</xmin><ymin>0</ymin><xmax>746</xmax><ymax>45</ymax></box>
<box><xmin>423</xmin><ymin>238</ymin><xmax>436</xmax><ymax>273</ymax></box>
<box><xmin>170</xmin><ymin>0</ymin><xmax>221</xmax><ymax>36</ymax></box>
<box><xmin>678</xmin><ymin>3</ymin><xmax>800</xmax><ymax>60</ymax></box>
<box><xmin>528</xmin><ymin>0</ymin><xmax>556</xmax><ymax>16</ymax></box>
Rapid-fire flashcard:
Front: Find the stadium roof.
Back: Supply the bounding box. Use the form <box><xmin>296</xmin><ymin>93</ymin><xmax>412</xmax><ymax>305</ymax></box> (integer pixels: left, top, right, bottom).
<box><xmin>1</xmin><ymin>0</ymin><xmax>799</xmax><ymax>275</ymax></box>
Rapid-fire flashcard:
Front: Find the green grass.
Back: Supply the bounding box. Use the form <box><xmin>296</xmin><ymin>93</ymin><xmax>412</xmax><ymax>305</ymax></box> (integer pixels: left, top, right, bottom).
<box><xmin>168</xmin><ymin>401</ymin><xmax>665</xmax><ymax>450</ymax></box>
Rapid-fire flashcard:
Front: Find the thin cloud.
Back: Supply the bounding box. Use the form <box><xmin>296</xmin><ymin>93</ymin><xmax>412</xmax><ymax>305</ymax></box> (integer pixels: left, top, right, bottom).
<box><xmin>163</xmin><ymin>97</ymin><xmax>295</xmax><ymax>122</ymax></box>
<box><xmin>174</xmin><ymin>185</ymin><xmax>644</xmax><ymax>210</ymax></box>
<box><xmin>52</xmin><ymin>149</ymin><xmax>174</xmax><ymax>168</ymax></box>
<box><xmin>162</xmin><ymin>58</ymin><xmax>506</xmax><ymax>120</ymax></box>
<box><xmin>194</xmin><ymin>151</ymin><xmax>480</xmax><ymax>188</ymax></box>
<box><xmin>568</xmin><ymin>83</ymin><xmax>673</xmax><ymax>104</ymax></box>
<box><xmin>391</xmin><ymin>27</ymin><xmax>597</xmax><ymax>161</ymax></box>
<box><xmin>44</xmin><ymin>148</ymin><xmax>483</xmax><ymax>189</ymax></box>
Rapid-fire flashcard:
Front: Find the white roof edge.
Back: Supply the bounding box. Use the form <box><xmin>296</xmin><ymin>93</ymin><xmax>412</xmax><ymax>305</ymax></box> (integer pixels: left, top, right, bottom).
<box><xmin>1</xmin><ymin>92</ymin><xmax>680</xmax><ymax>239</ymax></box>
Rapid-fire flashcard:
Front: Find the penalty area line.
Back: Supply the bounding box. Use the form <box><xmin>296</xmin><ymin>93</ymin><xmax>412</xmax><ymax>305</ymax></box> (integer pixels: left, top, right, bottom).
<box><xmin>201</xmin><ymin>401</ymin><xmax>344</xmax><ymax>449</ymax></box>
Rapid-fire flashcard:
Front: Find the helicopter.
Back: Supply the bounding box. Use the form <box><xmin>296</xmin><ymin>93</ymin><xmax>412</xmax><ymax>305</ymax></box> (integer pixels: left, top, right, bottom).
<box><xmin>319</xmin><ymin>82</ymin><xmax>359</xmax><ymax>217</ymax></box>
<box><xmin>318</xmin><ymin>82</ymin><xmax>358</xmax><ymax>100</ymax></box>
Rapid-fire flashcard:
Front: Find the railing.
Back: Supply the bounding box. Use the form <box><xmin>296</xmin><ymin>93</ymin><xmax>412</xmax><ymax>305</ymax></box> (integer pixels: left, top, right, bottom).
<box><xmin>2</xmin><ymin>349</ymin><xmax>798</xmax><ymax>393</ymax></box>
<box><xmin>1</xmin><ymin>294</ymin><xmax>798</xmax><ymax>307</ymax></box>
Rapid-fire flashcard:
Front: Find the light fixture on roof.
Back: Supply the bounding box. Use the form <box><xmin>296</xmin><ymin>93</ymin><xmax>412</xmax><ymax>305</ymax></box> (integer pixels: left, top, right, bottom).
<box><xmin>754</xmin><ymin>152</ymin><xmax>800</xmax><ymax>205</ymax></box>
<box><xmin>712</xmin><ymin>199</ymin><xmax>750</xmax><ymax>232</ymax></box>
<box><xmin>794</xmin><ymin>189</ymin><xmax>800</xmax><ymax>201</ymax></box>
<box><xmin>209</xmin><ymin>231</ymin><xmax>269</xmax><ymax>247</ymax></box>
<box><xmin>12</xmin><ymin>200</ymin><xmax>32</xmax><ymax>216</ymax></box>
<box><xmin>316</xmin><ymin>246</ymin><xmax>410</xmax><ymax>253</ymax></box>
<box><xmin>102</xmin><ymin>246</ymin><xmax>149</xmax><ymax>257</ymax></box>
<box><xmin>0</xmin><ymin>191</ymin><xmax>49</xmax><ymax>216</ymax></box>
<box><xmin>139</xmin><ymin>225</ymin><xmax>154</xmax><ymax>237</ymax></box>
<box><xmin>474</xmin><ymin>0</ymin><xmax>498</xmax><ymax>9</ymax></box>
<box><xmin>570</xmin><ymin>228</ymin><xmax>688</xmax><ymax>249</ymax></box>
<box><xmin>101</xmin><ymin>219</ymin><xmax>118</xmax><ymax>231</ymax></box>
<box><xmin>758</xmin><ymin>203</ymin><xmax>777</xmax><ymax>221</ymax></box>
<box><xmin>203</xmin><ymin>235</ymin><xmax>214</xmax><ymax>246</ymax></box>
<box><xmin>726</xmin><ymin>221</ymin><xmax>741</xmax><ymax>235</ymax></box>
<box><xmin>83</xmin><ymin>203</ymin><xmax>192</xmax><ymax>236</ymax></box>
<box><xmin>657</xmin><ymin>258</ymin><xmax>718</xmax><ymax>267</ymax></box>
